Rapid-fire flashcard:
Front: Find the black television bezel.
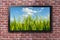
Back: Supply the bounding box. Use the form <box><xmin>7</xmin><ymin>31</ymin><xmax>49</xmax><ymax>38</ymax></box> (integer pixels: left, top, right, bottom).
<box><xmin>8</xmin><ymin>6</ymin><xmax>52</xmax><ymax>33</ymax></box>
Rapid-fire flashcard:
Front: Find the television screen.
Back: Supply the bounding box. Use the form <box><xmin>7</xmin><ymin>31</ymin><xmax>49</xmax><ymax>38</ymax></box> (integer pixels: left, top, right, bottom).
<box><xmin>9</xmin><ymin>6</ymin><xmax>52</xmax><ymax>32</ymax></box>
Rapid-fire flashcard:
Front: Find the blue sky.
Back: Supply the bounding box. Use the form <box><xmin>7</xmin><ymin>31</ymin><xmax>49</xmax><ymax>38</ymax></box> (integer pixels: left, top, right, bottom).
<box><xmin>10</xmin><ymin>6</ymin><xmax>50</xmax><ymax>21</ymax></box>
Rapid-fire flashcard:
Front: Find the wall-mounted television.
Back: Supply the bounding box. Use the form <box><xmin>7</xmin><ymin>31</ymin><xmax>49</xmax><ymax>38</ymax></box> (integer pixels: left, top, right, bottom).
<box><xmin>8</xmin><ymin>6</ymin><xmax>52</xmax><ymax>32</ymax></box>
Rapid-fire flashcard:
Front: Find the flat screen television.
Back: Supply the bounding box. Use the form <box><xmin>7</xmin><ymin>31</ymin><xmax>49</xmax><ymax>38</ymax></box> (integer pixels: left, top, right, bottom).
<box><xmin>8</xmin><ymin>6</ymin><xmax>52</xmax><ymax>32</ymax></box>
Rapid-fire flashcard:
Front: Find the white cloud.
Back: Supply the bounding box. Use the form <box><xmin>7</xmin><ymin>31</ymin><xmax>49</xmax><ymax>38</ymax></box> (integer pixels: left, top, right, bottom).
<box><xmin>41</xmin><ymin>8</ymin><xmax>44</xmax><ymax>10</ymax></box>
<box><xmin>22</xmin><ymin>8</ymin><xmax>37</xmax><ymax>15</ymax></box>
<box><xmin>39</xmin><ymin>8</ymin><xmax>44</xmax><ymax>12</ymax></box>
<box><xmin>33</xmin><ymin>11</ymin><xmax>37</xmax><ymax>13</ymax></box>
<box><xmin>22</xmin><ymin>7</ymin><xmax>44</xmax><ymax>17</ymax></box>
<box><xmin>10</xmin><ymin>17</ymin><xmax>14</xmax><ymax>21</ymax></box>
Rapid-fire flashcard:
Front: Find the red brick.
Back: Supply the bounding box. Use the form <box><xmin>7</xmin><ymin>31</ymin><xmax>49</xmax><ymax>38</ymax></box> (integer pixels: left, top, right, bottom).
<box><xmin>0</xmin><ymin>0</ymin><xmax>60</xmax><ymax>40</ymax></box>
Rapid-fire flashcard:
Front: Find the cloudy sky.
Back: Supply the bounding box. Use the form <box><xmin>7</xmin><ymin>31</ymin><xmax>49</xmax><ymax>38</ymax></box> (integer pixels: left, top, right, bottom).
<box><xmin>10</xmin><ymin>6</ymin><xmax>50</xmax><ymax>21</ymax></box>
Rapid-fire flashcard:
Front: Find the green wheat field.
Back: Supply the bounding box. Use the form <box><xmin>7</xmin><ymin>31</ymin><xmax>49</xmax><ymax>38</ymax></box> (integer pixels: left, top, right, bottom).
<box><xmin>10</xmin><ymin>15</ymin><xmax>50</xmax><ymax>31</ymax></box>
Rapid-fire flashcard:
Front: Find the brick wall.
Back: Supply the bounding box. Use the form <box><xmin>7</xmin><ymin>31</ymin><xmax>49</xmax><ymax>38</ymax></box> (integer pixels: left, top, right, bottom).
<box><xmin>0</xmin><ymin>0</ymin><xmax>60</xmax><ymax>40</ymax></box>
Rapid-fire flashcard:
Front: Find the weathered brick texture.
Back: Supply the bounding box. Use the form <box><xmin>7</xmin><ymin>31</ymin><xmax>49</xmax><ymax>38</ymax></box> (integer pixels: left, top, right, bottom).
<box><xmin>0</xmin><ymin>0</ymin><xmax>60</xmax><ymax>40</ymax></box>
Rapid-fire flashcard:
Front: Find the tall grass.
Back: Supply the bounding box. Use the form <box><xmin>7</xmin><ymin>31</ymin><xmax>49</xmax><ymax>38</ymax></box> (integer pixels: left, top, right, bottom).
<box><xmin>10</xmin><ymin>15</ymin><xmax>50</xmax><ymax>31</ymax></box>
